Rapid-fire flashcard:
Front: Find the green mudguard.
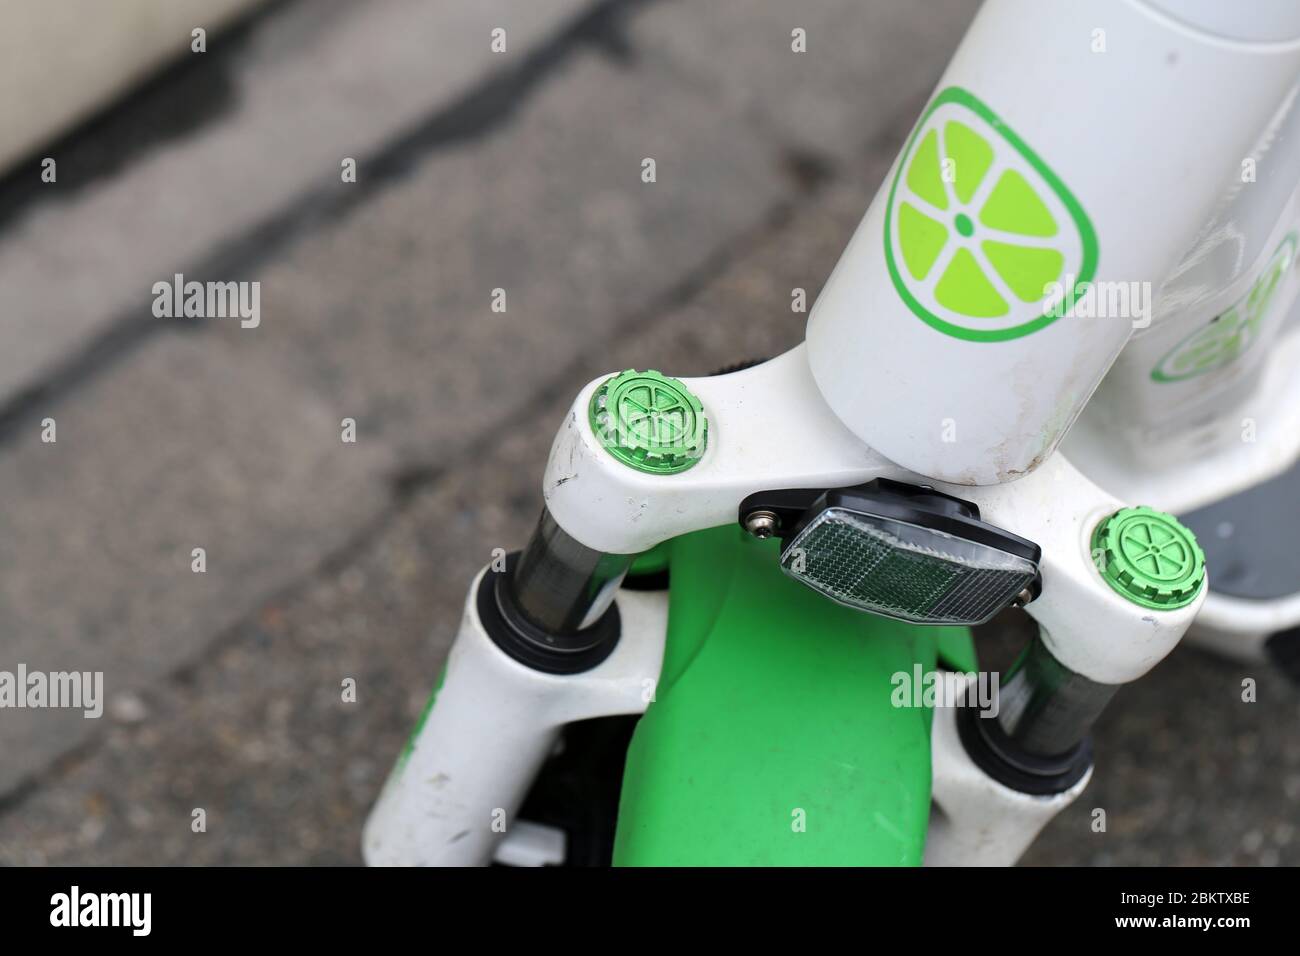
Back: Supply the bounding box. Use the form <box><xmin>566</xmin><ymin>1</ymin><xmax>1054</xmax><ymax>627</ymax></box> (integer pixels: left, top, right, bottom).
<box><xmin>612</xmin><ymin>525</ymin><xmax>975</xmax><ymax>866</ymax></box>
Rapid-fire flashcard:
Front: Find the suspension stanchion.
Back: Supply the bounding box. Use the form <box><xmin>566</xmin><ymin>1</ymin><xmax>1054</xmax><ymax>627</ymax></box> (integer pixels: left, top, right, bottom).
<box><xmin>957</xmin><ymin>633</ymin><xmax>1106</xmax><ymax>796</ymax></box>
<box><xmin>509</xmin><ymin>509</ymin><xmax>632</xmax><ymax>636</ymax></box>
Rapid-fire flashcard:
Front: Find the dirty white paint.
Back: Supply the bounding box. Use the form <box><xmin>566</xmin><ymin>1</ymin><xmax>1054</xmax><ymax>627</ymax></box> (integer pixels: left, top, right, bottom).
<box><xmin>804</xmin><ymin>0</ymin><xmax>1300</xmax><ymax>485</ymax></box>
<box><xmin>363</xmin><ymin>575</ymin><xmax>666</xmax><ymax>866</ymax></box>
<box><xmin>544</xmin><ymin>344</ymin><xmax>1203</xmax><ymax>685</ymax></box>
<box><xmin>926</xmin><ymin>676</ymin><xmax>1090</xmax><ymax>866</ymax></box>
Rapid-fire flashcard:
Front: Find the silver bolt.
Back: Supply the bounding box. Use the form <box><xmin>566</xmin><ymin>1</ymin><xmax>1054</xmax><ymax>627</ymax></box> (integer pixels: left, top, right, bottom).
<box><xmin>744</xmin><ymin>511</ymin><xmax>780</xmax><ymax>539</ymax></box>
<box><xmin>1013</xmin><ymin>586</ymin><xmax>1034</xmax><ymax>607</ymax></box>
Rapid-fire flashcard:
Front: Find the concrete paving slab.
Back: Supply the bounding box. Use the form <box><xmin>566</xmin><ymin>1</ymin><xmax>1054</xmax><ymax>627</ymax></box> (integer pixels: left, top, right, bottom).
<box><xmin>228</xmin><ymin>47</ymin><xmax>792</xmax><ymax>466</ymax></box>
<box><xmin>0</xmin><ymin>0</ymin><xmax>591</xmax><ymax>414</ymax></box>
<box><xmin>627</xmin><ymin>0</ymin><xmax>981</xmax><ymax>164</ymax></box>
<box><xmin>0</xmin><ymin>332</ymin><xmax>392</xmax><ymax>796</ymax></box>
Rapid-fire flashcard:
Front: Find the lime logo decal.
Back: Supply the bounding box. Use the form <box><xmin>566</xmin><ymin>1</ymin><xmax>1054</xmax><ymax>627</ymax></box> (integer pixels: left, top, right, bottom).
<box><xmin>1151</xmin><ymin>232</ymin><xmax>1297</xmax><ymax>383</ymax></box>
<box><xmin>589</xmin><ymin>369</ymin><xmax>707</xmax><ymax>475</ymax></box>
<box><xmin>1092</xmin><ymin>507</ymin><xmax>1204</xmax><ymax>611</ymax></box>
<box><xmin>885</xmin><ymin>87</ymin><xmax>1099</xmax><ymax>342</ymax></box>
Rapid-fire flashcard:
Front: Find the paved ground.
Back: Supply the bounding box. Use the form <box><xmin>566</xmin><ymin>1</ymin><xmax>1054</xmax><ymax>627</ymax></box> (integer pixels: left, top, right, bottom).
<box><xmin>0</xmin><ymin>0</ymin><xmax>1296</xmax><ymax>865</ymax></box>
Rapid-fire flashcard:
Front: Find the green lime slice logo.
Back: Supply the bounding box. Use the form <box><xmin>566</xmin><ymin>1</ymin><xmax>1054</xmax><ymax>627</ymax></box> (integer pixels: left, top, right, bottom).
<box><xmin>1151</xmin><ymin>232</ymin><xmax>1297</xmax><ymax>383</ymax></box>
<box><xmin>884</xmin><ymin>87</ymin><xmax>1098</xmax><ymax>342</ymax></box>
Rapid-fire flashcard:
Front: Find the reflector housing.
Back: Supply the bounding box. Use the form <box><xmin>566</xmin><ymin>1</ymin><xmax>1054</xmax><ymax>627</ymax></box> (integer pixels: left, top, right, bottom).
<box><xmin>740</xmin><ymin>479</ymin><xmax>1041</xmax><ymax>626</ymax></box>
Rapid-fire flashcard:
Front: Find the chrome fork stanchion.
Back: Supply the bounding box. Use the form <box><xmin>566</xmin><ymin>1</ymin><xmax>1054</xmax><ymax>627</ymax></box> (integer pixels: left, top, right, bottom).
<box><xmin>994</xmin><ymin>634</ymin><xmax>1118</xmax><ymax>758</ymax></box>
<box><xmin>510</xmin><ymin>509</ymin><xmax>633</xmax><ymax>634</ymax></box>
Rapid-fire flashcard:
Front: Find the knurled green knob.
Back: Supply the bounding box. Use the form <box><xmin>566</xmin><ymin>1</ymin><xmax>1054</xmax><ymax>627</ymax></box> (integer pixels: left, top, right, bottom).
<box><xmin>588</xmin><ymin>369</ymin><xmax>707</xmax><ymax>475</ymax></box>
<box><xmin>1092</xmin><ymin>506</ymin><xmax>1205</xmax><ymax>610</ymax></box>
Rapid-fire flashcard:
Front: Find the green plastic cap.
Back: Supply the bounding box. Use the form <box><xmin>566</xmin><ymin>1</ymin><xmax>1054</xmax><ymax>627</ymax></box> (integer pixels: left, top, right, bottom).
<box><xmin>589</xmin><ymin>369</ymin><xmax>706</xmax><ymax>475</ymax></box>
<box><xmin>1092</xmin><ymin>506</ymin><xmax>1205</xmax><ymax>610</ymax></box>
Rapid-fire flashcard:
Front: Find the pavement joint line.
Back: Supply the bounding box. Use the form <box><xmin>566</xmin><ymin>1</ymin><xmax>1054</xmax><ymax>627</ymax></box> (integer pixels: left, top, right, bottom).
<box><xmin>0</xmin><ymin>0</ymin><xmax>662</xmax><ymax>450</ymax></box>
<box><xmin>0</xmin><ymin>730</ymin><xmax>101</xmax><ymax>818</ymax></box>
<box><xmin>627</xmin><ymin>32</ymin><xmax>848</xmax><ymax>188</ymax></box>
<box><xmin>378</xmin><ymin>181</ymin><xmax>830</xmax><ymax>501</ymax></box>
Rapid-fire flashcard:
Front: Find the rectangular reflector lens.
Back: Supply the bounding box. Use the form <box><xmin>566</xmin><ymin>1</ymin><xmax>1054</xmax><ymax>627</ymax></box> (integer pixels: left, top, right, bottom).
<box><xmin>779</xmin><ymin>507</ymin><xmax>1036</xmax><ymax>625</ymax></box>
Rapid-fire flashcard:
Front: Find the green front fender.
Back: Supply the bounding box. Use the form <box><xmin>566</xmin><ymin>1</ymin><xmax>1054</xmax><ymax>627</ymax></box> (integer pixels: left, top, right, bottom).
<box><xmin>612</xmin><ymin>525</ymin><xmax>974</xmax><ymax>866</ymax></box>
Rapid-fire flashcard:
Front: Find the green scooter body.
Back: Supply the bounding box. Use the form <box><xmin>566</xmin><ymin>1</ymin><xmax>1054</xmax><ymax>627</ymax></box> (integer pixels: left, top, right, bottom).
<box><xmin>612</xmin><ymin>525</ymin><xmax>975</xmax><ymax>866</ymax></box>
